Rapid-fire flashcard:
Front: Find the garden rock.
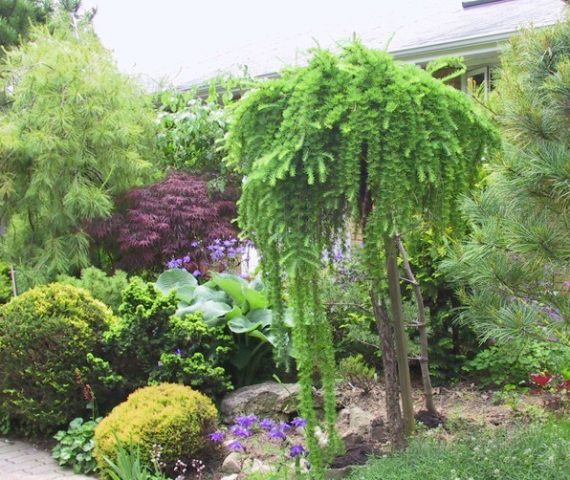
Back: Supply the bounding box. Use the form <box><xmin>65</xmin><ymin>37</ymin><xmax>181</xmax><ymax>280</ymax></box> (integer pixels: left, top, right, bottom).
<box><xmin>251</xmin><ymin>458</ymin><xmax>272</xmax><ymax>474</ymax></box>
<box><xmin>220</xmin><ymin>382</ymin><xmax>300</xmax><ymax>421</ymax></box>
<box><xmin>221</xmin><ymin>452</ymin><xmax>242</xmax><ymax>474</ymax></box>
<box><xmin>221</xmin><ymin>475</ymin><xmax>239</xmax><ymax>480</ymax></box>
<box><xmin>336</xmin><ymin>406</ymin><xmax>385</xmax><ymax>450</ymax></box>
<box><xmin>327</xmin><ymin>466</ymin><xmax>354</xmax><ymax>479</ymax></box>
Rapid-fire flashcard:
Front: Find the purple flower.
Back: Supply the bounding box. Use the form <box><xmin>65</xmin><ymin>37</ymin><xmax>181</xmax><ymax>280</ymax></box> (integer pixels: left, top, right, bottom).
<box><xmin>229</xmin><ymin>425</ymin><xmax>252</xmax><ymax>438</ymax></box>
<box><xmin>267</xmin><ymin>428</ymin><xmax>287</xmax><ymax>441</ymax></box>
<box><xmin>290</xmin><ymin>417</ymin><xmax>307</xmax><ymax>428</ymax></box>
<box><xmin>279</xmin><ymin>421</ymin><xmax>291</xmax><ymax>431</ymax></box>
<box><xmin>289</xmin><ymin>444</ymin><xmax>306</xmax><ymax>458</ymax></box>
<box><xmin>228</xmin><ymin>440</ymin><xmax>245</xmax><ymax>451</ymax></box>
<box><xmin>259</xmin><ymin>418</ymin><xmax>276</xmax><ymax>431</ymax></box>
<box><xmin>182</xmin><ymin>255</ymin><xmax>191</xmax><ymax>263</ymax></box>
<box><xmin>234</xmin><ymin>415</ymin><xmax>258</xmax><ymax>428</ymax></box>
<box><xmin>209</xmin><ymin>431</ymin><xmax>225</xmax><ymax>442</ymax></box>
<box><xmin>190</xmin><ymin>241</ymin><xmax>200</xmax><ymax>247</ymax></box>
<box><xmin>192</xmin><ymin>269</ymin><xmax>202</xmax><ymax>277</ymax></box>
<box><xmin>174</xmin><ymin>348</ymin><xmax>183</xmax><ymax>356</ymax></box>
<box><xmin>167</xmin><ymin>259</ymin><xmax>182</xmax><ymax>269</ymax></box>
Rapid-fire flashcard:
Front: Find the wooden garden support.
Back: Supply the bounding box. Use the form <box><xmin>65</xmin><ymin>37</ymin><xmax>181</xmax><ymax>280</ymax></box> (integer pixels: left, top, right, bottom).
<box><xmin>396</xmin><ymin>235</ymin><xmax>437</xmax><ymax>415</ymax></box>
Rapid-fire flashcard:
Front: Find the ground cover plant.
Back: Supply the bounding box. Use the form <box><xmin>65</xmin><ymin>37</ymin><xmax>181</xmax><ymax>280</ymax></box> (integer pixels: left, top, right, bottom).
<box><xmin>209</xmin><ymin>414</ymin><xmax>309</xmax><ymax>478</ymax></box>
<box><xmin>348</xmin><ymin>419</ymin><xmax>569</xmax><ymax>480</ymax></box>
<box><xmin>52</xmin><ymin>416</ymin><xmax>101</xmax><ymax>475</ymax></box>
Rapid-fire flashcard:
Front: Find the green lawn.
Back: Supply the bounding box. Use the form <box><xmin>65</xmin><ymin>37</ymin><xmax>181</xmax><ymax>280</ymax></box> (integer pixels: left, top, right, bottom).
<box><xmin>348</xmin><ymin>420</ymin><xmax>570</xmax><ymax>480</ymax></box>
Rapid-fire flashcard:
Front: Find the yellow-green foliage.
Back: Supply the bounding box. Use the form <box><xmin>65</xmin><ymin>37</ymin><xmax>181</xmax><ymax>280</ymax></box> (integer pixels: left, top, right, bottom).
<box><xmin>0</xmin><ymin>261</ymin><xmax>11</xmax><ymax>305</ymax></box>
<box><xmin>227</xmin><ymin>42</ymin><xmax>498</xmax><ymax>477</ymax></box>
<box><xmin>0</xmin><ymin>283</ymin><xmax>114</xmax><ymax>433</ymax></box>
<box><xmin>0</xmin><ymin>23</ymin><xmax>156</xmax><ymax>278</ymax></box>
<box><xmin>94</xmin><ymin>383</ymin><xmax>217</xmax><ymax>473</ymax></box>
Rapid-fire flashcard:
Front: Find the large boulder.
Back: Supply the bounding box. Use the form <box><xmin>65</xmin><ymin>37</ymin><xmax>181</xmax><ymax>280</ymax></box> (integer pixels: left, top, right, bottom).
<box><xmin>220</xmin><ymin>382</ymin><xmax>300</xmax><ymax>421</ymax></box>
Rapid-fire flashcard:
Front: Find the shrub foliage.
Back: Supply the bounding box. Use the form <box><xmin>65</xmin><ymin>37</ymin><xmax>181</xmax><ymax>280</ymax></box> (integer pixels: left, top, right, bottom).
<box><xmin>442</xmin><ymin>19</ymin><xmax>570</xmax><ymax>348</ymax></box>
<box><xmin>106</xmin><ymin>278</ymin><xmax>233</xmax><ymax>396</ymax></box>
<box><xmin>94</xmin><ymin>383</ymin><xmax>217</xmax><ymax>473</ymax></box>
<box><xmin>0</xmin><ymin>24</ymin><xmax>155</xmax><ymax>278</ymax></box>
<box><xmin>227</xmin><ymin>41</ymin><xmax>496</xmax><ymax>472</ymax></box>
<box><xmin>88</xmin><ymin>172</ymin><xmax>237</xmax><ymax>272</ymax></box>
<box><xmin>0</xmin><ymin>283</ymin><xmax>114</xmax><ymax>433</ymax></box>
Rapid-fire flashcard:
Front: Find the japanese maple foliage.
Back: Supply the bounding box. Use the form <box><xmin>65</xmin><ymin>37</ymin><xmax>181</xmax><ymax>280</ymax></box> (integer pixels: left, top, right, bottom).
<box><xmin>87</xmin><ymin>172</ymin><xmax>238</xmax><ymax>272</ymax></box>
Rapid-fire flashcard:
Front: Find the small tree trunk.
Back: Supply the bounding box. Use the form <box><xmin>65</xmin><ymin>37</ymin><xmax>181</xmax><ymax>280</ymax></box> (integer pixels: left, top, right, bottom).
<box><xmin>396</xmin><ymin>235</ymin><xmax>437</xmax><ymax>415</ymax></box>
<box><xmin>384</xmin><ymin>235</ymin><xmax>415</xmax><ymax>436</ymax></box>
<box><xmin>371</xmin><ymin>288</ymin><xmax>406</xmax><ymax>449</ymax></box>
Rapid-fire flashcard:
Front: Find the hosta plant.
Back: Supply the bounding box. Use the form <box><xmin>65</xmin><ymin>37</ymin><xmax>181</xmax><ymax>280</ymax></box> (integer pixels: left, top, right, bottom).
<box><xmin>156</xmin><ymin>269</ymin><xmax>294</xmax><ymax>386</ymax></box>
<box><xmin>52</xmin><ymin>417</ymin><xmax>102</xmax><ymax>474</ymax></box>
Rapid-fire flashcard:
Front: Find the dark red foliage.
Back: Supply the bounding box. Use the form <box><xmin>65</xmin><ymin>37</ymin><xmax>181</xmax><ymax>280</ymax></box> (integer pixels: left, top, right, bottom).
<box><xmin>530</xmin><ymin>372</ymin><xmax>553</xmax><ymax>387</ymax></box>
<box><xmin>87</xmin><ymin>172</ymin><xmax>238</xmax><ymax>272</ymax></box>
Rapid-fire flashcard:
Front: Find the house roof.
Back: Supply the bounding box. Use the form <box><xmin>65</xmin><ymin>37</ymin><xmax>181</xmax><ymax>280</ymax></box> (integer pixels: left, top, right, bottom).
<box><xmin>180</xmin><ymin>0</ymin><xmax>567</xmax><ymax>89</ymax></box>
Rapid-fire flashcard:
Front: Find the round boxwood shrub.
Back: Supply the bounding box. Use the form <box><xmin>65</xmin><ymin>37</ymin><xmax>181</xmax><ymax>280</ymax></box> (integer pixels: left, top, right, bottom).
<box><xmin>94</xmin><ymin>383</ymin><xmax>217</xmax><ymax>472</ymax></box>
<box><xmin>0</xmin><ymin>283</ymin><xmax>114</xmax><ymax>433</ymax></box>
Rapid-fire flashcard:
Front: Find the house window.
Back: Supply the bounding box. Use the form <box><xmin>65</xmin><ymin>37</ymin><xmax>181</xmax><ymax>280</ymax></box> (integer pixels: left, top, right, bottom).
<box><xmin>462</xmin><ymin>66</ymin><xmax>495</xmax><ymax>97</ymax></box>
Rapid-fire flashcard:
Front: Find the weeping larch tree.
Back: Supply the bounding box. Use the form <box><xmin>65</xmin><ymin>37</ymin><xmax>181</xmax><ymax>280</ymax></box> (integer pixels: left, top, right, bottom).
<box><xmin>227</xmin><ymin>43</ymin><xmax>497</xmax><ymax>477</ymax></box>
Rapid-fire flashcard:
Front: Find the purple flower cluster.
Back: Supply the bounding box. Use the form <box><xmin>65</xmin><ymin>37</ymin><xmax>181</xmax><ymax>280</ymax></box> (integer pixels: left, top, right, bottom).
<box><xmin>208</xmin><ymin>431</ymin><xmax>225</xmax><ymax>442</ymax></box>
<box><xmin>206</xmin><ymin>237</ymin><xmax>246</xmax><ymax>262</ymax></box>
<box><xmin>208</xmin><ymin>414</ymin><xmax>307</xmax><ymax>459</ymax></box>
<box><xmin>166</xmin><ymin>257</ymin><xmax>186</xmax><ymax>269</ymax></box>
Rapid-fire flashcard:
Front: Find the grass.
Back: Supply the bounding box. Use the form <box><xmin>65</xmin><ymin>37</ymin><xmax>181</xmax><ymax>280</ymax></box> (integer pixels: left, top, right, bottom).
<box><xmin>348</xmin><ymin>419</ymin><xmax>570</xmax><ymax>480</ymax></box>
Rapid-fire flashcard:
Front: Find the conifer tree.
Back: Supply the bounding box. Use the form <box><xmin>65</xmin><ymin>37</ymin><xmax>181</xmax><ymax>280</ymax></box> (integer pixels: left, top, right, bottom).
<box><xmin>0</xmin><ymin>21</ymin><xmax>156</xmax><ymax>281</ymax></box>
<box><xmin>0</xmin><ymin>0</ymin><xmax>52</xmax><ymax>51</ymax></box>
<box><xmin>227</xmin><ymin>43</ymin><xmax>496</xmax><ymax>476</ymax></box>
<box><xmin>443</xmin><ymin>20</ymin><xmax>570</xmax><ymax>349</ymax></box>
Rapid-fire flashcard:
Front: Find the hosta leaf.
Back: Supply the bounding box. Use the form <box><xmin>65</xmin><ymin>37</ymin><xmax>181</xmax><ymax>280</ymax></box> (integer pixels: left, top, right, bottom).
<box><xmin>246</xmin><ymin>309</ymin><xmax>272</xmax><ymax>328</ymax></box>
<box><xmin>176</xmin><ymin>285</ymin><xmax>196</xmax><ymax>303</ymax></box>
<box><xmin>193</xmin><ymin>285</ymin><xmax>228</xmax><ymax>303</ymax></box>
<box><xmin>243</xmin><ymin>287</ymin><xmax>268</xmax><ymax>310</ymax></box>
<box><xmin>211</xmin><ymin>273</ymin><xmax>248</xmax><ymax>309</ymax></box>
<box><xmin>228</xmin><ymin>316</ymin><xmax>261</xmax><ymax>333</ymax></box>
<box><xmin>156</xmin><ymin>269</ymin><xmax>197</xmax><ymax>294</ymax></box>
<box><xmin>177</xmin><ymin>300</ymin><xmax>232</xmax><ymax>323</ymax></box>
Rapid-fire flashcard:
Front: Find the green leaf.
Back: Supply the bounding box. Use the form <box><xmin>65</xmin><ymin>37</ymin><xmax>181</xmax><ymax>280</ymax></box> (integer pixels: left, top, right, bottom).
<box><xmin>176</xmin><ymin>285</ymin><xmax>196</xmax><ymax>303</ymax></box>
<box><xmin>211</xmin><ymin>272</ymin><xmax>248</xmax><ymax>309</ymax></box>
<box><xmin>226</xmin><ymin>304</ymin><xmax>243</xmax><ymax>319</ymax></box>
<box><xmin>242</xmin><ymin>286</ymin><xmax>268</xmax><ymax>310</ymax></box>
<box><xmin>246</xmin><ymin>308</ymin><xmax>272</xmax><ymax>328</ymax></box>
<box><xmin>156</xmin><ymin>269</ymin><xmax>197</xmax><ymax>295</ymax></box>
<box><xmin>193</xmin><ymin>285</ymin><xmax>228</xmax><ymax>303</ymax></box>
<box><xmin>228</xmin><ymin>316</ymin><xmax>261</xmax><ymax>333</ymax></box>
<box><xmin>248</xmin><ymin>329</ymin><xmax>271</xmax><ymax>344</ymax></box>
<box><xmin>68</xmin><ymin>418</ymin><xmax>83</xmax><ymax>430</ymax></box>
<box><xmin>177</xmin><ymin>300</ymin><xmax>232</xmax><ymax>323</ymax></box>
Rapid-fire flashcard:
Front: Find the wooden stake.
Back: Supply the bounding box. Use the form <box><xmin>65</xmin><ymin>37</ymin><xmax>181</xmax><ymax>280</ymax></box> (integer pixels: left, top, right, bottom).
<box><xmin>9</xmin><ymin>265</ymin><xmax>17</xmax><ymax>297</ymax></box>
<box><xmin>384</xmin><ymin>235</ymin><xmax>415</xmax><ymax>435</ymax></box>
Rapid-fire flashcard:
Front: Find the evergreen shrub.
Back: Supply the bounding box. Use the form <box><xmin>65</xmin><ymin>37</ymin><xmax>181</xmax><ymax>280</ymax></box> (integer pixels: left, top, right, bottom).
<box><xmin>57</xmin><ymin>267</ymin><xmax>129</xmax><ymax>314</ymax></box>
<box><xmin>93</xmin><ymin>383</ymin><xmax>217</xmax><ymax>473</ymax></box>
<box><xmin>106</xmin><ymin>278</ymin><xmax>233</xmax><ymax>396</ymax></box>
<box><xmin>0</xmin><ymin>283</ymin><xmax>114</xmax><ymax>433</ymax></box>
